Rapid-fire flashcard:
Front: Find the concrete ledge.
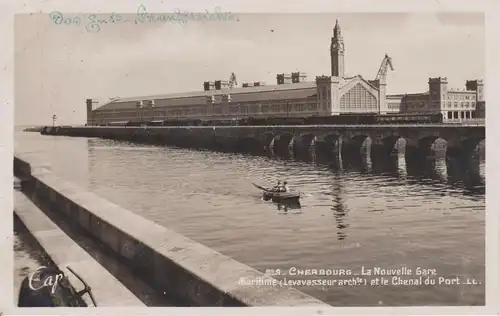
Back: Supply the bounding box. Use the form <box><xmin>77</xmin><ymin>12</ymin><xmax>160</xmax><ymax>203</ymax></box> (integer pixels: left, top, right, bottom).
<box><xmin>14</xmin><ymin>191</ymin><xmax>145</xmax><ymax>307</ymax></box>
<box><xmin>14</xmin><ymin>154</ymin><xmax>330</xmax><ymax>307</ymax></box>
<box><xmin>14</xmin><ymin>154</ymin><xmax>52</xmax><ymax>179</ymax></box>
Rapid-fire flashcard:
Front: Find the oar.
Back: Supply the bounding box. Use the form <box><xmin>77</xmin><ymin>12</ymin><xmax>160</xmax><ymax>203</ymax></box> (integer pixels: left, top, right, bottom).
<box><xmin>252</xmin><ymin>183</ymin><xmax>270</xmax><ymax>192</ymax></box>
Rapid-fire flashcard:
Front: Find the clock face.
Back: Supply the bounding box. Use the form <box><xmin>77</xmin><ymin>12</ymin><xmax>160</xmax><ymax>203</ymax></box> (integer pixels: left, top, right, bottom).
<box><xmin>332</xmin><ymin>43</ymin><xmax>337</xmax><ymax>49</ymax></box>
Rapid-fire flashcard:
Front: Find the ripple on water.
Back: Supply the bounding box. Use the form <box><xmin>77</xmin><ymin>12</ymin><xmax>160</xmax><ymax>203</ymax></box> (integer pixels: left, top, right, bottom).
<box><xmin>15</xmin><ymin>132</ymin><xmax>485</xmax><ymax>306</ymax></box>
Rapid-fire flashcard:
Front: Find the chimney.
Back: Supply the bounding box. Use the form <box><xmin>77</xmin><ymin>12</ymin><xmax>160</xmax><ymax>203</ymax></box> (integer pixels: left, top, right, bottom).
<box><xmin>466</xmin><ymin>80</ymin><xmax>478</xmax><ymax>91</ymax></box>
<box><xmin>276</xmin><ymin>74</ymin><xmax>285</xmax><ymax>85</ymax></box>
<box><xmin>86</xmin><ymin>99</ymin><xmax>93</xmax><ymax>126</ymax></box>
<box><xmin>203</xmin><ymin>81</ymin><xmax>210</xmax><ymax>91</ymax></box>
<box><xmin>214</xmin><ymin>80</ymin><xmax>222</xmax><ymax>90</ymax></box>
<box><xmin>291</xmin><ymin>71</ymin><xmax>307</xmax><ymax>83</ymax></box>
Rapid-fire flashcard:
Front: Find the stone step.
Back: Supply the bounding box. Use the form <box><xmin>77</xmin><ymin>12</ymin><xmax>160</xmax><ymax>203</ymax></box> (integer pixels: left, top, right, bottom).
<box><xmin>13</xmin><ymin>191</ymin><xmax>146</xmax><ymax>307</ymax></box>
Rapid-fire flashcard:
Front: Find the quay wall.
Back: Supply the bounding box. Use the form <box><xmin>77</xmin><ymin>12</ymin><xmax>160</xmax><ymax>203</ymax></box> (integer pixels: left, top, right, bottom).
<box><xmin>40</xmin><ymin>125</ymin><xmax>486</xmax><ymax>158</ymax></box>
<box><xmin>14</xmin><ymin>154</ymin><xmax>329</xmax><ymax>307</ymax></box>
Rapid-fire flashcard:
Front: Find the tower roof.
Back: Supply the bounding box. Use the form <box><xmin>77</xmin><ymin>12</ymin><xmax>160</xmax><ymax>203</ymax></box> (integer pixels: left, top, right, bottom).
<box><xmin>333</xmin><ymin>19</ymin><xmax>341</xmax><ymax>37</ymax></box>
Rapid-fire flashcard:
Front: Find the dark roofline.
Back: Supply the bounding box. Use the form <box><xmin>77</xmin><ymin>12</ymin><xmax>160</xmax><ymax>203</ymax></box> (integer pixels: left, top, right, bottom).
<box><xmin>387</xmin><ymin>91</ymin><xmax>430</xmax><ymax>97</ymax></box>
<box><xmin>342</xmin><ymin>74</ymin><xmax>379</xmax><ymax>91</ymax></box>
<box><xmin>119</xmin><ymin>82</ymin><xmax>315</xmax><ymax>102</ymax></box>
<box><xmin>93</xmin><ymin>81</ymin><xmax>318</xmax><ymax>111</ymax></box>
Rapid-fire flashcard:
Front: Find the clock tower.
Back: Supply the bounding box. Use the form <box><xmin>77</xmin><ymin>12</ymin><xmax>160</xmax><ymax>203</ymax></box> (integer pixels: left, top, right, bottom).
<box><xmin>330</xmin><ymin>19</ymin><xmax>345</xmax><ymax>78</ymax></box>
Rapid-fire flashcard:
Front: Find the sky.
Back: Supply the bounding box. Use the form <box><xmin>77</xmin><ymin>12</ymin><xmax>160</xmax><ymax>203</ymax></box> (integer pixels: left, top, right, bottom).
<box><xmin>14</xmin><ymin>12</ymin><xmax>485</xmax><ymax>126</ymax></box>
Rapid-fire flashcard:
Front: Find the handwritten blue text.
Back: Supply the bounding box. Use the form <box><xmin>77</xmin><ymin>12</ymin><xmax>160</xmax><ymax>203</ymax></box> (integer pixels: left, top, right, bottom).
<box><xmin>48</xmin><ymin>5</ymin><xmax>239</xmax><ymax>33</ymax></box>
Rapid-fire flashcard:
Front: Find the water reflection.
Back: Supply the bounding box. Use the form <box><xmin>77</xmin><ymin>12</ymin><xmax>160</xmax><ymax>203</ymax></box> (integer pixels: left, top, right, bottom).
<box><xmin>400</xmin><ymin>154</ymin><xmax>485</xmax><ymax>197</ymax></box>
<box><xmin>446</xmin><ymin>156</ymin><xmax>485</xmax><ymax>195</ymax></box>
<box><xmin>326</xmin><ymin>154</ymin><xmax>343</xmax><ymax>172</ymax></box>
<box><xmin>361</xmin><ymin>154</ymin><xmax>372</xmax><ymax>173</ymax></box>
<box><xmin>340</xmin><ymin>153</ymin><xmax>372</xmax><ymax>173</ymax></box>
<box><xmin>396</xmin><ymin>154</ymin><xmax>407</xmax><ymax>178</ymax></box>
<box><xmin>479</xmin><ymin>161</ymin><xmax>485</xmax><ymax>180</ymax></box>
<box><xmin>331</xmin><ymin>172</ymin><xmax>349</xmax><ymax>241</ymax></box>
<box><xmin>277</xmin><ymin>201</ymin><xmax>302</xmax><ymax>214</ymax></box>
<box><xmin>433</xmin><ymin>157</ymin><xmax>448</xmax><ymax>182</ymax></box>
<box><xmin>269</xmin><ymin>144</ymin><xmax>485</xmax><ymax>197</ymax></box>
<box><xmin>16</xmin><ymin>132</ymin><xmax>485</xmax><ymax>306</ymax></box>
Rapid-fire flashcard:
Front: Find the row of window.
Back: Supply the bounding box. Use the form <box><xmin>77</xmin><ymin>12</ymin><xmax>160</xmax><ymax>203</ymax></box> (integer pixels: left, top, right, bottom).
<box><xmin>404</xmin><ymin>101</ymin><xmax>478</xmax><ymax>109</ymax></box>
<box><xmin>167</xmin><ymin>103</ymin><xmax>319</xmax><ymax>117</ymax></box>
<box><xmin>445</xmin><ymin>111</ymin><xmax>476</xmax><ymax>119</ymax></box>
<box><xmin>446</xmin><ymin>94</ymin><xmax>476</xmax><ymax>101</ymax></box>
<box><xmin>377</xmin><ymin>115</ymin><xmax>436</xmax><ymax>122</ymax></box>
<box><xmin>444</xmin><ymin>101</ymin><xmax>476</xmax><ymax>109</ymax></box>
<box><xmin>95</xmin><ymin>100</ymin><xmax>320</xmax><ymax>119</ymax></box>
<box><xmin>405</xmin><ymin>102</ymin><xmax>426</xmax><ymax>108</ymax></box>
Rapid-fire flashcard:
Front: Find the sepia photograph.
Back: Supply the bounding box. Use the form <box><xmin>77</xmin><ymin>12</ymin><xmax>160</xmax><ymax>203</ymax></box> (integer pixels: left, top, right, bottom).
<box><xmin>12</xmin><ymin>9</ymin><xmax>485</xmax><ymax>308</ymax></box>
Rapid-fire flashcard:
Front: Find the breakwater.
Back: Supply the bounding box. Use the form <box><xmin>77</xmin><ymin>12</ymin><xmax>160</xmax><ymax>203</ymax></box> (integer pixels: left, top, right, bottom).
<box><xmin>14</xmin><ymin>153</ymin><xmax>329</xmax><ymax>307</ymax></box>
<box><xmin>22</xmin><ymin>127</ymin><xmax>43</xmax><ymax>132</ymax></box>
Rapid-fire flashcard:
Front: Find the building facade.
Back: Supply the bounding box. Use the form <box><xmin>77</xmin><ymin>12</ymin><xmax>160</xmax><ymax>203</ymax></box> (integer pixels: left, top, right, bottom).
<box><xmin>391</xmin><ymin>78</ymin><xmax>485</xmax><ymax>122</ymax></box>
<box><xmin>87</xmin><ymin>20</ymin><xmax>482</xmax><ymax>125</ymax></box>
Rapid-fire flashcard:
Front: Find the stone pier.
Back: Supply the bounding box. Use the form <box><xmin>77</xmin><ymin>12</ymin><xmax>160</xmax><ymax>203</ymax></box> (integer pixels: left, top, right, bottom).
<box><xmin>41</xmin><ymin>124</ymin><xmax>485</xmax><ymax>160</ymax></box>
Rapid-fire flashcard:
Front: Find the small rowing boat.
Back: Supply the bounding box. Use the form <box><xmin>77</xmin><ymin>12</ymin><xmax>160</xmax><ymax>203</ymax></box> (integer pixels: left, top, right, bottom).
<box><xmin>252</xmin><ymin>183</ymin><xmax>301</xmax><ymax>202</ymax></box>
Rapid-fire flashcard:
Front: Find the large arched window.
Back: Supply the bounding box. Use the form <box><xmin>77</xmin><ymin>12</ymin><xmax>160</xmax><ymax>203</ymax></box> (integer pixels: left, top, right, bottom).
<box><xmin>340</xmin><ymin>83</ymin><xmax>377</xmax><ymax>109</ymax></box>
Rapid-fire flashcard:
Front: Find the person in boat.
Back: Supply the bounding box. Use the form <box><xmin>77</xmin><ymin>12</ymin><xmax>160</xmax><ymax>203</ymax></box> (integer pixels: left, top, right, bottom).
<box><xmin>272</xmin><ymin>181</ymin><xmax>281</xmax><ymax>192</ymax></box>
<box><xmin>282</xmin><ymin>181</ymin><xmax>290</xmax><ymax>192</ymax></box>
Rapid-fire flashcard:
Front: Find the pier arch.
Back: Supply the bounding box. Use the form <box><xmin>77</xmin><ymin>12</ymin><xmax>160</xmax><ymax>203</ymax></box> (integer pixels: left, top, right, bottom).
<box><xmin>300</xmin><ymin>133</ymin><xmax>316</xmax><ymax>148</ymax></box>
<box><xmin>381</xmin><ymin>135</ymin><xmax>406</xmax><ymax>155</ymax></box>
<box><xmin>273</xmin><ymin>133</ymin><xmax>294</xmax><ymax>155</ymax></box>
<box><xmin>461</xmin><ymin>136</ymin><xmax>485</xmax><ymax>153</ymax></box>
<box><xmin>417</xmin><ymin>136</ymin><xmax>447</xmax><ymax>157</ymax></box>
<box><xmin>347</xmin><ymin>134</ymin><xmax>371</xmax><ymax>155</ymax></box>
<box><xmin>418</xmin><ymin>135</ymin><xmax>441</xmax><ymax>150</ymax></box>
<box><xmin>324</xmin><ymin>134</ymin><xmax>343</xmax><ymax>155</ymax></box>
<box><xmin>262</xmin><ymin>132</ymin><xmax>275</xmax><ymax>150</ymax></box>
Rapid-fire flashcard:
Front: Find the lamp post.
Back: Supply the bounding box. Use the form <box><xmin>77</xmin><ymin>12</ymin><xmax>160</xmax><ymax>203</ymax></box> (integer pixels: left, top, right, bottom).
<box><xmin>227</xmin><ymin>93</ymin><xmax>232</xmax><ymax>122</ymax></box>
<box><xmin>150</xmin><ymin>100</ymin><xmax>155</xmax><ymax>120</ymax></box>
<box><xmin>136</xmin><ymin>101</ymin><xmax>144</xmax><ymax>123</ymax></box>
<box><xmin>211</xmin><ymin>95</ymin><xmax>216</xmax><ymax>116</ymax></box>
<box><xmin>136</xmin><ymin>101</ymin><xmax>141</xmax><ymax>122</ymax></box>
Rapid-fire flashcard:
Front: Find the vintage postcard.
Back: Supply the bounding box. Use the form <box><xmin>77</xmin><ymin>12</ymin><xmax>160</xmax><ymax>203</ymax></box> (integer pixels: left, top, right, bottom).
<box><xmin>2</xmin><ymin>1</ymin><xmax>497</xmax><ymax>315</ymax></box>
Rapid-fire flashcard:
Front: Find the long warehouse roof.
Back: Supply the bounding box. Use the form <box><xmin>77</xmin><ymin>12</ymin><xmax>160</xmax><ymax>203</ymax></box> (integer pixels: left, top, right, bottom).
<box><xmin>94</xmin><ymin>75</ymin><xmax>370</xmax><ymax>111</ymax></box>
<box><xmin>95</xmin><ymin>81</ymin><xmax>317</xmax><ymax>111</ymax></box>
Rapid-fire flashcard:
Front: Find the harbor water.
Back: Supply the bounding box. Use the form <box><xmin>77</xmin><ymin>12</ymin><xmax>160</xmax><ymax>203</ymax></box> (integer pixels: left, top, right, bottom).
<box><xmin>15</xmin><ymin>131</ymin><xmax>485</xmax><ymax>306</ymax></box>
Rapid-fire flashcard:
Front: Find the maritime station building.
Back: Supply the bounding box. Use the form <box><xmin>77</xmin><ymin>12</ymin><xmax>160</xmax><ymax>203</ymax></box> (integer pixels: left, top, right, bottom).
<box><xmin>387</xmin><ymin>78</ymin><xmax>485</xmax><ymax>121</ymax></box>
<box><xmin>87</xmin><ymin>20</ymin><xmax>484</xmax><ymax>126</ymax></box>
